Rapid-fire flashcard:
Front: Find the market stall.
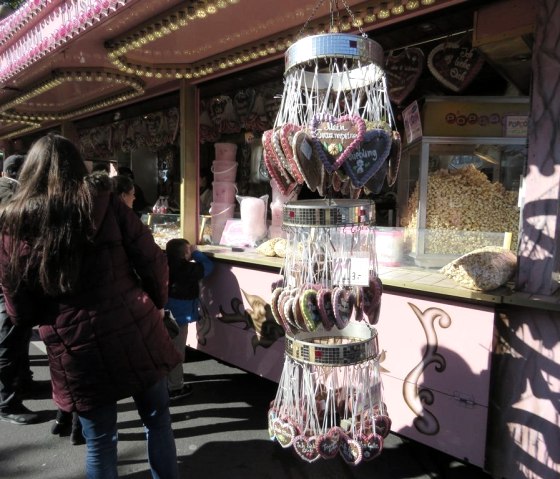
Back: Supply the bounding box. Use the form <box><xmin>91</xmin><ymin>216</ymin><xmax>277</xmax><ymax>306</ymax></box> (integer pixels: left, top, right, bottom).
<box><xmin>1</xmin><ymin>0</ymin><xmax>559</xmax><ymax>478</ymax></box>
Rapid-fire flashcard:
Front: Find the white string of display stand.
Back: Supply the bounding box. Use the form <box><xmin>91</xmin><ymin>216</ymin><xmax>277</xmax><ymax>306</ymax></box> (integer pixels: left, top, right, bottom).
<box><xmin>264</xmin><ymin>0</ymin><xmax>395</xmax><ymax>464</ymax></box>
<box><xmin>268</xmin><ymin>199</ymin><xmax>387</xmax><ymax>465</ymax></box>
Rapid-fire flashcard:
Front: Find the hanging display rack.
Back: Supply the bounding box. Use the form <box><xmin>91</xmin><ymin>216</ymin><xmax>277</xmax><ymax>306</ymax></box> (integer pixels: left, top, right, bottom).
<box><xmin>266</xmin><ymin>0</ymin><xmax>390</xmax><ymax>465</ymax></box>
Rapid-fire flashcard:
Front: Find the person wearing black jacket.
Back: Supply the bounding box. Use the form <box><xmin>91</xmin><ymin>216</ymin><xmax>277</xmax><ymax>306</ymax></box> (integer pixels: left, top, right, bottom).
<box><xmin>0</xmin><ymin>154</ymin><xmax>42</xmax><ymax>425</ymax></box>
<box><xmin>165</xmin><ymin>239</ymin><xmax>213</xmax><ymax>400</ymax></box>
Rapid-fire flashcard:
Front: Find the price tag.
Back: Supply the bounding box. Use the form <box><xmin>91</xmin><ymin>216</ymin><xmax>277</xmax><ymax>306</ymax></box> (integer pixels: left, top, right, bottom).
<box><xmin>349</xmin><ymin>256</ymin><xmax>369</xmax><ymax>286</ymax></box>
<box><xmin>332</xmin><ymin>253</ymin><xmax>370</xmax><ymax>286</ymax></box>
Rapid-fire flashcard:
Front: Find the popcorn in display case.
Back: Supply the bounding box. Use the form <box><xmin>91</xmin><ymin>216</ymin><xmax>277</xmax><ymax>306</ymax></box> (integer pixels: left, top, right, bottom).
<box><xmin>397</xmin><ymin>137</ymin><xmax>526</xmax><ymax>268</ymax></box>
<box><xmin>142</xmin><ymin>213</ymin><xmax>180</xmax><ymax>249</ymax></box>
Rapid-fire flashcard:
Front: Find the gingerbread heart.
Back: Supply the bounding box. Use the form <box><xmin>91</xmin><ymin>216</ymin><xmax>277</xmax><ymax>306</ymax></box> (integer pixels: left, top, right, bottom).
<box><xmin>343</xmin><ymin>128</ymin><xmax>392</xmax><ymax>188</ymax></box>
<box><xmin>268</xmin><ymin>407</ymin><xmax>278</xmax><ymax>440</ymax></box>
<box><xmin>299</xmin><ymin>288</ymin><xmax>321</xmax><ymax>331</ymax></box>
<box><xmin>363</xmin><ymin>276</ymin><xmax>383</xmax><ymax>325</ymax></box>
<box><xmin>262</xmin><ymin>129</ymin><xmax>298</xmax><ymax>197</ymax></box>
<box><xmin>374</xmin><ymin>414</ymin><xmax>392</xmax><ymax>439</ymax></box>
<box><xmin>272</xmin><ymin>127</ymin><xmax>297</xmax><ymax>179</ymax></box>
<box><xmin>284</xmin><ymin>296</ymin><xmax>302</xmax><ymax>331</ymax></box>
<box><xmin>427</xmin><ymin>42</ymin><xmax>485</xmax><ymax>93</ymax></box>
<box><xmin>339</xmin><ymin>434</ymin><xmax>363</xmax><ymax>465</ymax></box>
<box><xmin>272</xmin><ymin>417</ymin><xmax>297</xmax><ymax>448</ymax></box>
<box><xmin>386</xmin><ymin>130</ymin><xmax>402</xmax><ymax>188</ymax></box>
<box><xmin>363</xmin><ymin>159</ymin><xmax>388</xmax><ymax>195</ymax></box>
<box><xmin>291</xmin><ymin>292</ymin><xmax>309</xmax><ymax>331</ymax></box>
<box><xmin>316</xmin><ymin>427</ymin><xmax>341</xmax><ymax>459</ymax></box>
<box><xmin>311</xmin><ymin>114</ymin><xmax>366</xmax><ymax>173</ymax></box>
<box><xmin>278</xmin><ymin>289</ymin><xmax>299</xmax><ymax>330</ymax></box>
<box><xmin>280</xmin><ymin>123</ymin><xmax>304</xmax><ymax>184</ymax></box>
<box><xmin>292</xmin><ymin>129</ymin><xmax>323</xmax><ymax>192</ymax></box>
<box><xmin>317</xmin><ymin>288</ymin><xmax>335</xmax><ymax>331</ymax></box>
<box><xmin>359</xmin><ymin>433</ymin><xmax>384</xmax><ymax>461</ymax></box>
<box><xmin>332</xmin><ymin>287</ymin><xmax>355</xmax><ymax>330</ymax></box>
<box><xmin>385</xmin><ymin>48</ymin><xmax>425</xmax><ymax>105</ymax></box>
<box><xmin>271</xmin><ymin>287</ymin><xmax>293</xmax><ymax>333</ymax></box>
<box><xmin>293</xmin><ymin>435</ymin><xmax>320</xmax><ymax>463</ymax></box>
<box><xmin>353</xmin><ymin>287</ymin><xmax>364</xmax><ymax>322</ymax></box>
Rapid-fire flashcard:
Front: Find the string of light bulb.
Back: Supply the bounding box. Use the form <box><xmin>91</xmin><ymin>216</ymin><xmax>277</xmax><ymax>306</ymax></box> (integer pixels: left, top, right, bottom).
<box><xmin>106</xmin><ymin>0</ymin><xmax>440</xmax><ymax>82</ymax></box>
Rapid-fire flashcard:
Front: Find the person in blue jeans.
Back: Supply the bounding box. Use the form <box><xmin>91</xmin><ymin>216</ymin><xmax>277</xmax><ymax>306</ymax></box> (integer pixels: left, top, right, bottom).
<box><xmin>0</xmin><ymin>134</ymin><xmax>181</xmax><ymax>479</ymax></box>
<box><xmin>165</xmin><ymin>238</ymin><xmax>214</xmax><ymax>400</ymax></box>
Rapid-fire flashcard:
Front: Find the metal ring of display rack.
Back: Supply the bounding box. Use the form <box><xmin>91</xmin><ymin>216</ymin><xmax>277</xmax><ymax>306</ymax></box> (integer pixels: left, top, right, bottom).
<box><xmin>285</xmin><ymin>321</ymin><xmax>379</xmax><ymax>366</ymax></box>
<box><xmin>284</xmin><ymin>33</ymin><xmax>385</xmax><ymax>91</ymax></box>
<box><xmin>282</xmin><ymin>199</ymin><xmax>375</xmax><ymax>227</ymax></box>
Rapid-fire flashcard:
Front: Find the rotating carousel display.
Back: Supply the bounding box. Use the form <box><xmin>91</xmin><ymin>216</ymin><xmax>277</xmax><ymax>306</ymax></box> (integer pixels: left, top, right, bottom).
<box><xmin>263</xmin><ymin>0</ymin><xmax>399</xmax><ymax>465</ymax></box>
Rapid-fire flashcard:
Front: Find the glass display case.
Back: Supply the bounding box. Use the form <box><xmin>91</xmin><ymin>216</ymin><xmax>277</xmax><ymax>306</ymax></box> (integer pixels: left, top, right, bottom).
<box><xmin>397</xmin><ymin>136</ymin><xmax>526</xmax><ymax>268</ymax></box>
<box><xmin>141</xmin><ymin>213</ymin><xmax>180</xmax><ymax>249</ymax></box>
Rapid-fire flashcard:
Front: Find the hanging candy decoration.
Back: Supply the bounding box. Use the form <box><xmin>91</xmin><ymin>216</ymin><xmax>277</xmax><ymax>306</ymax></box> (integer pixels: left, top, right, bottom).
<box><xmin>261</xmin><ymin>1</ymin><xmax>400</xmax><ymax>195</ymax></box>
<box><xmin>263</xmin><ymin>3</ymin><xmax>392</xmax><ymax>462</ymax></box>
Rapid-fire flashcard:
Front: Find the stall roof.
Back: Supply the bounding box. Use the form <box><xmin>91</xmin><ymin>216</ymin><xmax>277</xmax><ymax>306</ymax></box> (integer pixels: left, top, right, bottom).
<box><xmin>0</xmin><ymin>0</ymin><xmax>515</xmax><ymax>142</ymax></box>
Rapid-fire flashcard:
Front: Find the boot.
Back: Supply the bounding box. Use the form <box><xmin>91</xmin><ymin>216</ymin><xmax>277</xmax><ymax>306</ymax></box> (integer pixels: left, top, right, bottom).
<box><xmin>51</xmin><ymin>409</ymin><xmax>72</xmax><ymax>435</ymax></box>
<box><xmin>70</xmin><ymin>412</ymin><xmax>85</xmax><ymax>445</ymax></box>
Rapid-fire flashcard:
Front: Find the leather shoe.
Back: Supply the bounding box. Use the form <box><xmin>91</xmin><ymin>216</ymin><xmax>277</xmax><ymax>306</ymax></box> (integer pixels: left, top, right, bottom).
<box><xmin>51</xmin><ymin>409</ymin><xmax>72</xmax><ymax>435</ymax></box>
<box><xmin>0</xmin><ymin>404</ymin><xmax>40</xmax><ymax>425</ymax></box>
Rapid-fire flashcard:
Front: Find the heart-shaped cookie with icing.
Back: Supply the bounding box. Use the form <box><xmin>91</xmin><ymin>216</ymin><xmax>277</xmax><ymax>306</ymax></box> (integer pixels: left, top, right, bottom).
<box><xmin>343</xmin><ymin>128</ymin><xmax>392</xmax><ymax>188</ymax></box>
<box><xmin>291</xmin><ymin>292</ymin><xmax>309</xmax><ymax>331</ymax></box>
<box><xmin>385</xmin><ymin>48</ymin><xmax>425</xmax><ymax>105</ymax></box>
<box><xmin>299</xmin><ymin>288</ymin><xmax>321</xmax><ymax>331</ymax></box>
<box><xmin>358</xmin><ymin>433</ymin><xmax>384</xmax><ymax>461</ymax></box>
<box><xmin>339</xmin><ymin>433</ymin><xmax>363</xmax><ymax>465</ymax></box>
<box><xmin>363</xmin><ymin>158</ymin><xmax>388</xmax><ymax>195</ymax></box>
<box><xmin>279</xmin><ymin>123</ymin><xmax>304</xmax><ymax>184</ymax></box>
<box><xmin>293</xmin><ymin>435</ymin><xmax>320</xmax><ymax>463</ymax></box>
<box><xmin>374</xmin><ymin>414</ymin><xmax>392</xmax><ymax>438</ymax></box>
<box><xmin>311</xmin><ymin>114</ymin><xmax>366</xmax><ymax>173</ymax></box>
<box><xmin>362</xmin><ymin>276</ymin><xmax>383</xmax><ymax>325</ymax></box>
<box><xmin>278</xmin><ymin>288</ymin><xmax>299</xmax><ymax>330</ymax></box>
<box><xmin>272</xmin><ymin>417</ymin><xmax>297</xmax><ymax>448</ymax></box>
<box><xmin>316</xmin><ymin>427</ymin><xmax>342</xmax><ymax>459</ymax></box>
<box><xmin>332</xmin><ymin>287</ymin><xmax>355</xmax><ymax>330</ymax></box>
<box><xmin>427</xmin><ymin>42</ymin><xmax>484</xmax><ymax>92</ymax></box>
<box><xmin>292</xmin><ymin>129</ymin><xmax>323</xmax><ymax>192</ymax></box>
<box><xmin>386</xmin><ymin>130</ymin><xmax>402</xmax><ymax>188</ymax></box>
<box><xmin>317</xmin><ymin>288</ymin><xmax>335</xmax><ymax>331</ymax></box>
<box><xmin>262</xmin><ymin>128</ymin><xmax>298</xmax><ymax>197</ymax></box>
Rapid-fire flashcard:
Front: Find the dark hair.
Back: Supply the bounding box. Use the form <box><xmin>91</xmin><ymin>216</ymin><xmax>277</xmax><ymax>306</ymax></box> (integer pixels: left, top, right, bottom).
<box><xmin>111</xmin><ymin>175</ymin><xmax>134</xmax><ymax>196</ymax></box>
<box><xmin>118</xmin><ymin>166</ymin><xmax>134</xmax><ymax>179</ymax></box>
<box><xmin>0</xmin><ymin>133</ymin><xmax>93</xmax><ymax>296</ymax></box>
<box><xmin>3</xmin><ymin>154</ymin><xmax>25</xmax><ymax>179</ymax></box>
<box><xmin>165</xmin><ymin>238</ymin><xmax>189</xmax><ymax>263</ymax></box>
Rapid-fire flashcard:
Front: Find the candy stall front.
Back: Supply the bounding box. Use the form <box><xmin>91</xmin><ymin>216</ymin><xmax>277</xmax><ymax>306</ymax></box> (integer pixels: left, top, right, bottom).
<box><xmin>1</xmin><ymin>0</ymin><xmax>558</xmax><ymax>476</ymax></box>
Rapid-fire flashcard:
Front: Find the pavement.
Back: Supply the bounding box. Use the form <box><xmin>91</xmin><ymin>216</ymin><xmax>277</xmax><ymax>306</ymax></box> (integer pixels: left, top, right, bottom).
<box><xmin>0</xmin><ymin>338</ymin><xmax>494</xmax><ymax>479</ymax></box>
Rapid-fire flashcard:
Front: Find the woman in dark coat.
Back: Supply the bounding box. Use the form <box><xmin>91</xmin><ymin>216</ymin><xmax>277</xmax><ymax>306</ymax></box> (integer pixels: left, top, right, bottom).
<box><xmin>0</xmin><ymin>134</ymin><xmax>181</xmax><ymax>479</ymax></box>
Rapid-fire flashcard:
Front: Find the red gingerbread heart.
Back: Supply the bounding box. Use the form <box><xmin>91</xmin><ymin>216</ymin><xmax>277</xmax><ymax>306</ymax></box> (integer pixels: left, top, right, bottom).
<box><xmin>279</xmin><ymin>123</ymin><xmax>304</xmax><ymax>184</ymax></box>
<box><xmin>385</xmin><ymin>48</ymin><xmax>425</xmax><ymax>105</ymax></box>
<box><xmin>311</xmin><ymin>114</ymin><xmax>366</xmax><ymax>173</ymax></box>
<box><xmin>262</xmin><ymin>129</ymin><xmax>299</xmax><ymax>197</ymax></box>
<box><xmin>427</xmin><ymin>42</ymin><xmax>485</xmax><ymax>93</ymax></box>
